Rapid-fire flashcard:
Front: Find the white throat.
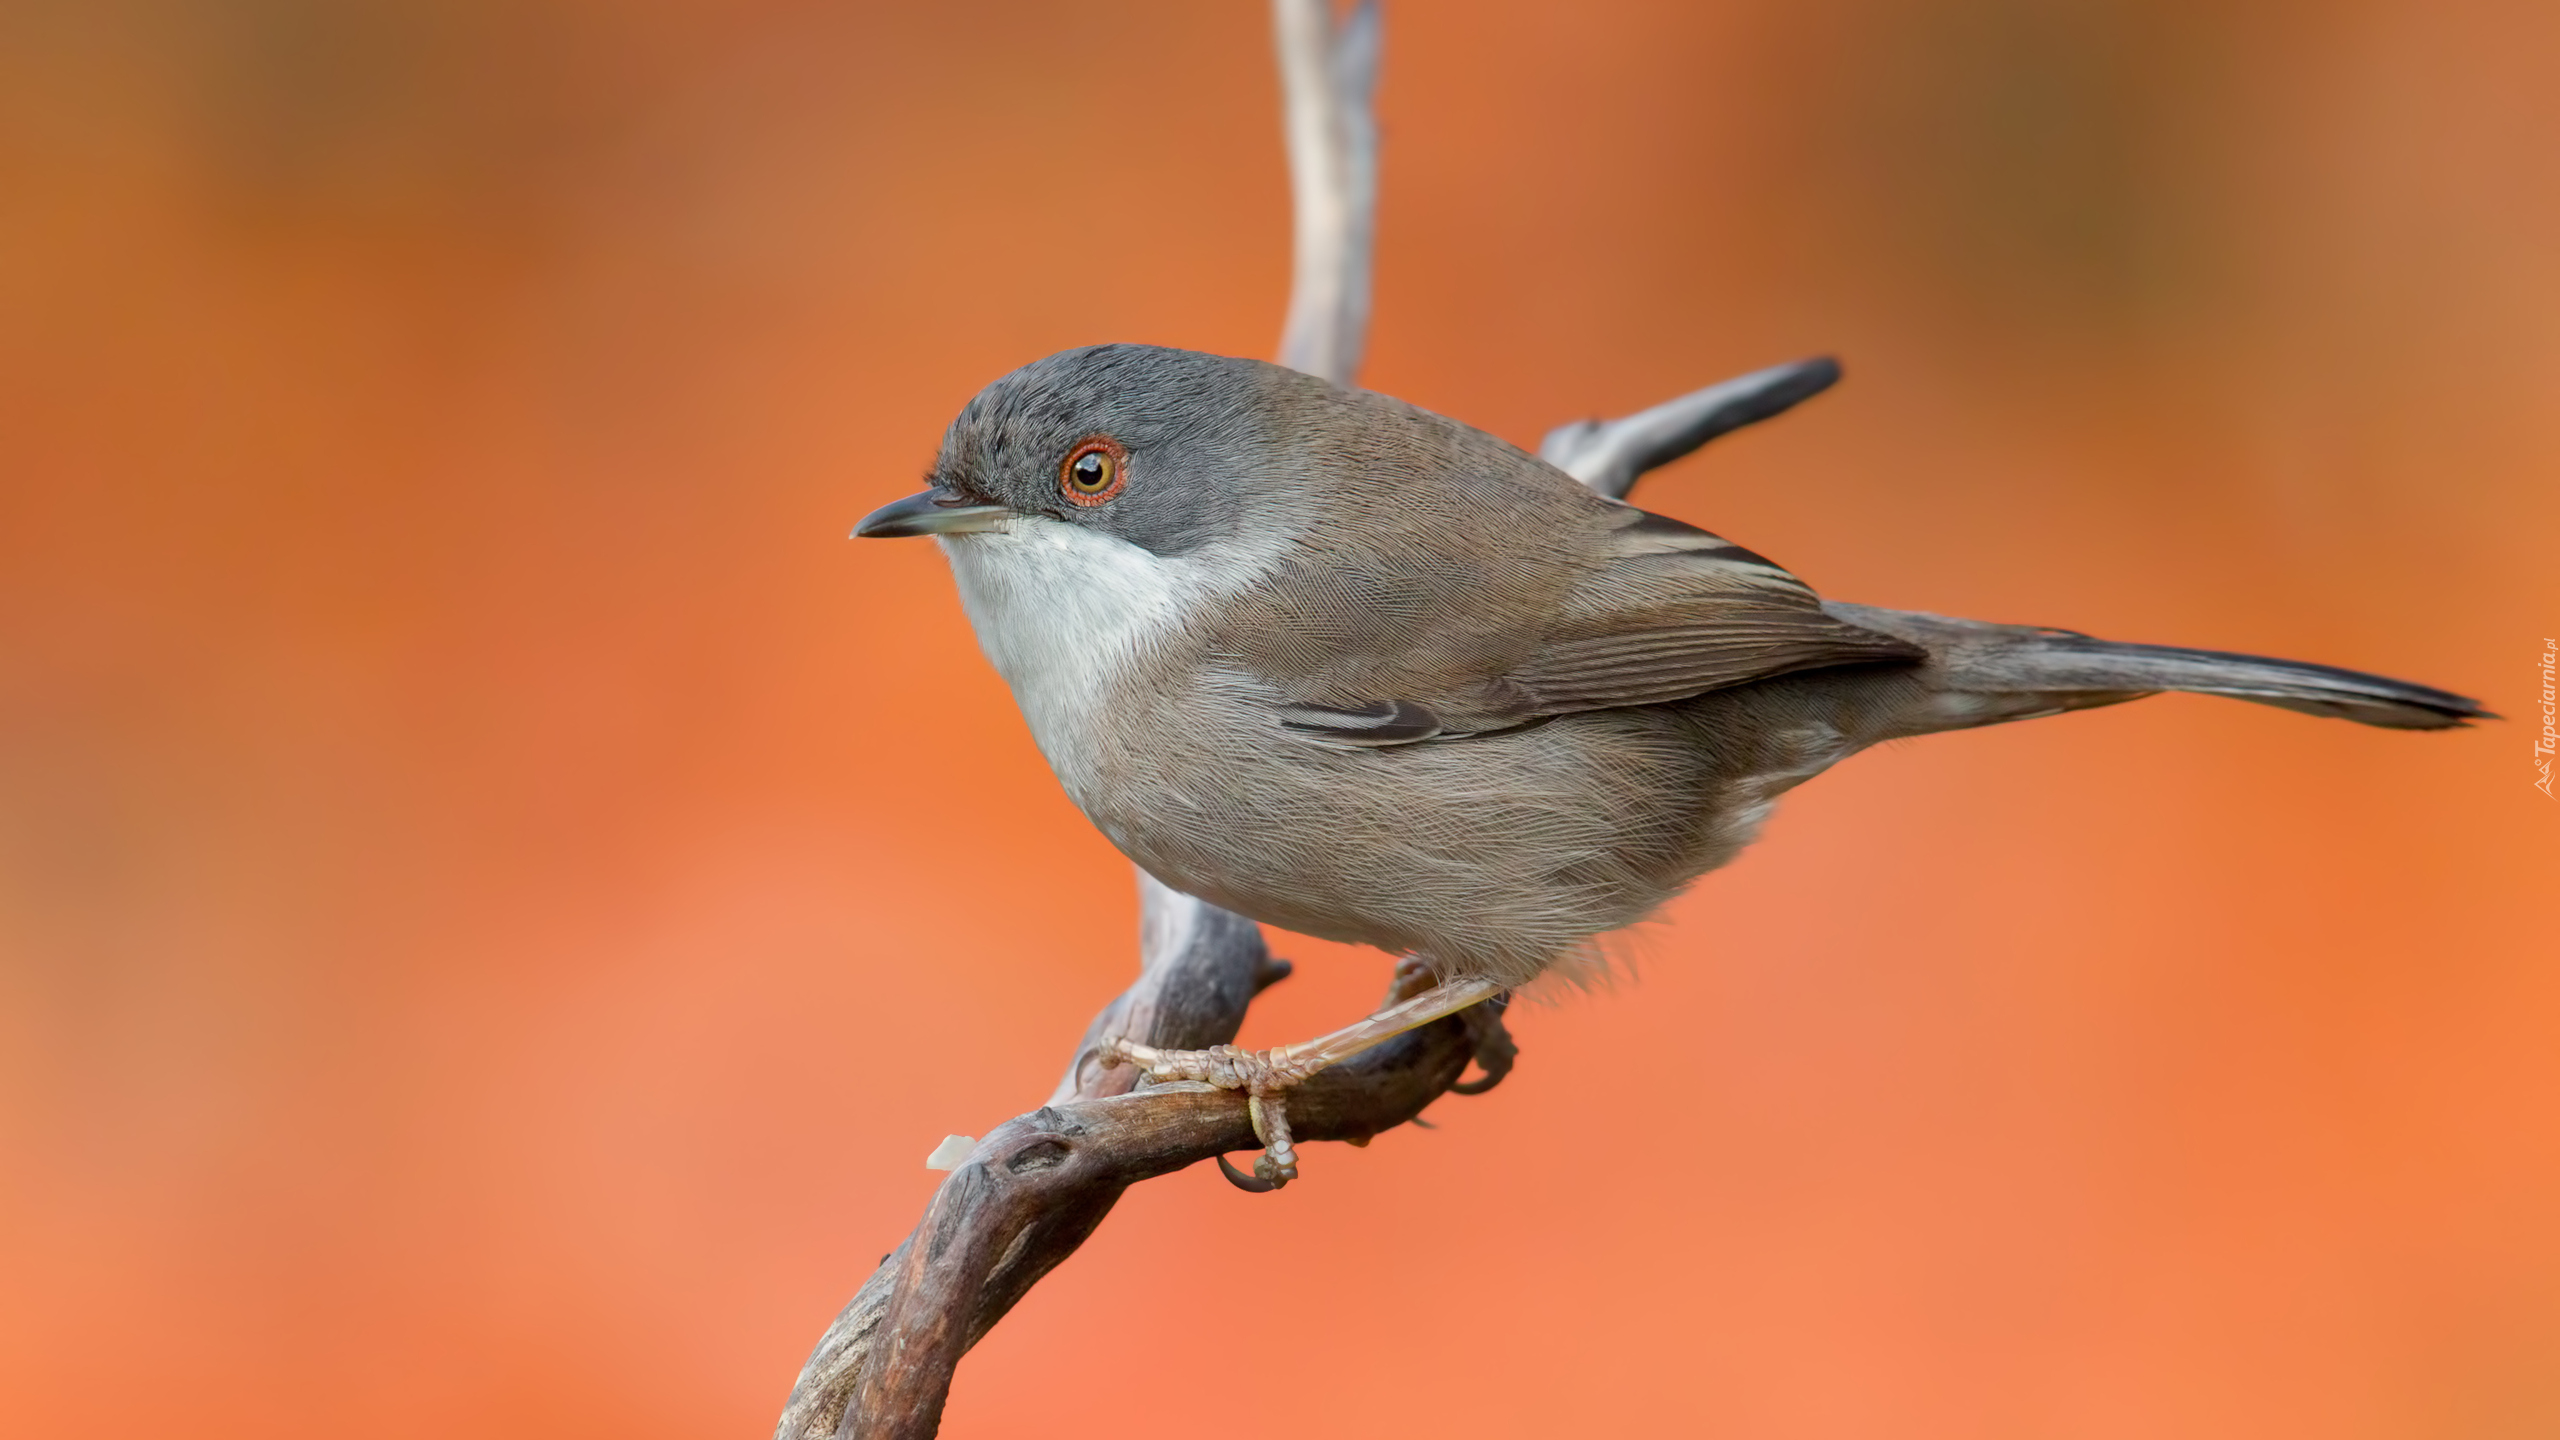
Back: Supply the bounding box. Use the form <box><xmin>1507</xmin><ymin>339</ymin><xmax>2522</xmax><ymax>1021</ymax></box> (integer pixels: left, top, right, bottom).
<box><xmin>937</xmin><ymin>517</ymin><xmax>1192</xmax><ymax>779</ymax></box>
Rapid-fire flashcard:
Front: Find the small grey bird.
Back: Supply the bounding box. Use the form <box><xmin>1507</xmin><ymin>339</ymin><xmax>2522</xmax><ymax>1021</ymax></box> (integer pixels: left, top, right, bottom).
<box><xmin>856</xmin><ymin>343</ymin><xmax>2484</xmax><ymax>1176</ymax></box>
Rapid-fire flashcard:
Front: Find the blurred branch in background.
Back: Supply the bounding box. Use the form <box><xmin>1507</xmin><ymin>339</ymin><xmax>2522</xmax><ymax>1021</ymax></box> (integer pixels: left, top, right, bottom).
<box><xmin>1275</xmin><ymin>0</ymin><xmax>1380</xmax><ymax>382</ymax></box>
<box><xmin>776</xmin><ymin>3</ymin><xmax>1858</xmax><ymax>1435</ymax></box>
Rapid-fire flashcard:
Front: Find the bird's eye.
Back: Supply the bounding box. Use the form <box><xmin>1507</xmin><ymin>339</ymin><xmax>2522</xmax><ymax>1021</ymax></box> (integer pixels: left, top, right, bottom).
<box><xmin>1058</xmin><ymin>437</ymin><xmax>1127</xmax><ymax>506</ymax></box>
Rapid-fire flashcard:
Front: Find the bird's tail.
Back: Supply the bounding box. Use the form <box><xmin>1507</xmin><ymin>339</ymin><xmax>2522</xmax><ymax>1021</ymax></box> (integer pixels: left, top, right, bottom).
<box><xmin>1825</xmin><ymin>601</ymin><xmax>2490</xmax><ymax>734</ymax></box>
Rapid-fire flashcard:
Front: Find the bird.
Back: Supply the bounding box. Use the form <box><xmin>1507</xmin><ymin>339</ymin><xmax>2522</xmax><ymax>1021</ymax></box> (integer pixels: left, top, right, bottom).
<box><xmin>854</xmin><ymin>342</ymin><xmax>2486</xmax><ymax>1182</ymax></box>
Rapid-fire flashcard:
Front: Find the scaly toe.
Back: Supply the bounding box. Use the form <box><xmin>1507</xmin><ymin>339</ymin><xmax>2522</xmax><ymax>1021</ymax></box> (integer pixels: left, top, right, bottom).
<box><xmin>1247</xmin><ymin>1092</ymin><xmax>1299</xmax><ymax>1185</ymax></box>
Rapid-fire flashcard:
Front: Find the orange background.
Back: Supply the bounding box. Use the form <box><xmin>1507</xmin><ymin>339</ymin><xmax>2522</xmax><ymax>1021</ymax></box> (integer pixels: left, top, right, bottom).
<box><xmin>4</xmin><ymin>2</ymin><xmax>2556</xmax><ymax>1436</ymax></box>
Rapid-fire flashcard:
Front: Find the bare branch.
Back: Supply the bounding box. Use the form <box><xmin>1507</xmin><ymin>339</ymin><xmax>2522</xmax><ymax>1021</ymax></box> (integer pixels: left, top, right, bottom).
<box><xmin>777</xmin><ymin>1021</ymin><xmax>1472</xmax><ymax>1440</ymax></box>
<box><xmin>774</xmin><ymin>885</ymin><xmax>1298</xmax><ymax>1440</ymax></box>
<box><xmin>1542</xmin><ymin>356</ymin><xmax>1841</xmax><ymax>499</ymax></box>
<box><xmin>1275</xmin><ymin>0</ymin><xmax>1381</xmax><ymax>385</ymax></box>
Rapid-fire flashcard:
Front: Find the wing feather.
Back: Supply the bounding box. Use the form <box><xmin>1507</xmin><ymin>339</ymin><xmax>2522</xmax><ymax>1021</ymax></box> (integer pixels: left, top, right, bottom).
<box><xmin>1238</xmin><ymin>477</ymin><xmax>1919</xmax><ymax>746</ymax></box>
<box><xmin>1276</xmin><ymin>699</ymin><xmax>1448</xmax><ymax>746</ymax></box>
<box><xmin>1502</xmin><ymin>507</ymin><xmax>1919</xmax><ymax>714</ymax></box>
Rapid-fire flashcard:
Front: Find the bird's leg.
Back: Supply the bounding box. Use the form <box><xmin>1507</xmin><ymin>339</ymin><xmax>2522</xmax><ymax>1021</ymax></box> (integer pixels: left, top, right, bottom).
<box><xmin>1384</xmin><ymin>957</ymin><xmax>1514</xmax><ymax>1095</ymax></box>
<box><xmin>1107</xmin><ymin>971</ymin><xmax>1507</xmax><ymax>1187</ymax></box>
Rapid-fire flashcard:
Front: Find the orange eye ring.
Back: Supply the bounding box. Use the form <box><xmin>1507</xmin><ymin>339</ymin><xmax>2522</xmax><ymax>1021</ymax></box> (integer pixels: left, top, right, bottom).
<box><xmin>1059</xmin><ymin>436</ymin><xmax>1127</xmax><ymax>506</ymax></box>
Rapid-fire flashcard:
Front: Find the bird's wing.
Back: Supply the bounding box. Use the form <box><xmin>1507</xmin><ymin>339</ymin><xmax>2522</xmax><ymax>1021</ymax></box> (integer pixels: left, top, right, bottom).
<box><xmin>1505</xmin><ymin>507</ymin><xmax>1921</xmax><ymax>712</ymax></box>
<box><xmin>1266</xmin><ymin>506</ymin><xmax>1921</xmax><ymax>746</ymax></box>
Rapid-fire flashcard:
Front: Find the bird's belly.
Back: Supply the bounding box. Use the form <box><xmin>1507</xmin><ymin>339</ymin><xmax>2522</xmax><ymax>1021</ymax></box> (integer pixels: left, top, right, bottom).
<box><xmin>1074</xmin><ymin>698</ymin><xmax>1723</xmax><ymax>987</ymax></box>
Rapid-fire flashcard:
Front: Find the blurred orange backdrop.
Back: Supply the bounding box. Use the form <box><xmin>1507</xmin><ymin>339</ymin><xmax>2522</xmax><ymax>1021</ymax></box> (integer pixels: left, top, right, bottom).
<box><xmin>3</xmin><ymin>2</ymin><xmax>2555</xmax><ymax>1437</ymax></box>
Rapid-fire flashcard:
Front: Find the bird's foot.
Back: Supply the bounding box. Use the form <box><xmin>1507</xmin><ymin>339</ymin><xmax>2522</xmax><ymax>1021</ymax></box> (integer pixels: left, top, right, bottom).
<box><xmin>1105</xmin><ymin>971</ymin><xmax>1509</xmax><ymax>1191</ymax></box>
<box><xmin>1104</xmin><ymin>1038</ymin><xmax>1321</xmax><ymax>1188</ymax></box>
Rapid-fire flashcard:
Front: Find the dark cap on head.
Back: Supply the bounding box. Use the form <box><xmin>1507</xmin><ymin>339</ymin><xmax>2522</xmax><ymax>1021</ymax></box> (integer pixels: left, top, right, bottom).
<box><xmin>919</xmin><ymin>344</ymin><xmax>1315</xmax><ymax>557</ymax></box>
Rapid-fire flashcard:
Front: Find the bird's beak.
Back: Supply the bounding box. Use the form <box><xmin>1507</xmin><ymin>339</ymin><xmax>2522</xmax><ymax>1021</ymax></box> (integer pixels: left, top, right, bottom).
<box><xmin>851</xmin><ymin>489</ymin><xmax>1015</xmax><ymax>539</ymax></box>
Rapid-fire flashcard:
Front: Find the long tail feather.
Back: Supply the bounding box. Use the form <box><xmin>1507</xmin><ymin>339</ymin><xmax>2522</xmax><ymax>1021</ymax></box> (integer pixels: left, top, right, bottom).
<box><xmin>1826</xmin><ymin>602</ymin><xmax>2491</xmax><ymax>732</ymax></box>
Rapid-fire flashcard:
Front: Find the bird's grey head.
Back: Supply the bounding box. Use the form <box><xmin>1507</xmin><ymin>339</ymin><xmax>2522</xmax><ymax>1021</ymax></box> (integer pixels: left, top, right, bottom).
<box><xmin>854</xmin><ymin>343</ymin><xmax>1321</xmax><ymax>557</ymax></box>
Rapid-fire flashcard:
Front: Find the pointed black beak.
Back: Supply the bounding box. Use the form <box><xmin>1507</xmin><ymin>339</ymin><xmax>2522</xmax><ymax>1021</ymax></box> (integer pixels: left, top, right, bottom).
<box><xmin>851</xmin><ymin>490</ymin><xmax>1014</xmax><ymax>539</ymax></box>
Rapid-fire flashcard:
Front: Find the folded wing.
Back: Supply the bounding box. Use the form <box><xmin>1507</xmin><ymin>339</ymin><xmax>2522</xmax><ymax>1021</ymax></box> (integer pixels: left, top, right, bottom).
<box><xmin>1510</xmin><ymin>508</ymin><xmax>1919</xmax><ymax>713</ymax></box>
<box><xmin>1257</xmin><ymin>504</ymin><xmax>1921</xmax><ymax>747</ymax></box>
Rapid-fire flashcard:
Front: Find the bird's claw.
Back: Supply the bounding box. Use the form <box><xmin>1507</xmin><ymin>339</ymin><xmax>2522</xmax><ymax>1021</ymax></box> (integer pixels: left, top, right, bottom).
<box><xmin>1215</xmin><ymin>1154</ymin><xmax>1281</xmax><ymax>1193</ymax></box>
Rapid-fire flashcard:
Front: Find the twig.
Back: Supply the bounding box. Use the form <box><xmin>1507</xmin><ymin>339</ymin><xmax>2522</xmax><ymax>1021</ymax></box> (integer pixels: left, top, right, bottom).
<box><xmin>1275</xmin><ymin>0</ymin><xmax>1381</xmax><ymax>385</ymax></box>
<box><xmin>1541</xmin><ymin>356</ymin><xmax>1841</xmax><ymax>498</ymax></box>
